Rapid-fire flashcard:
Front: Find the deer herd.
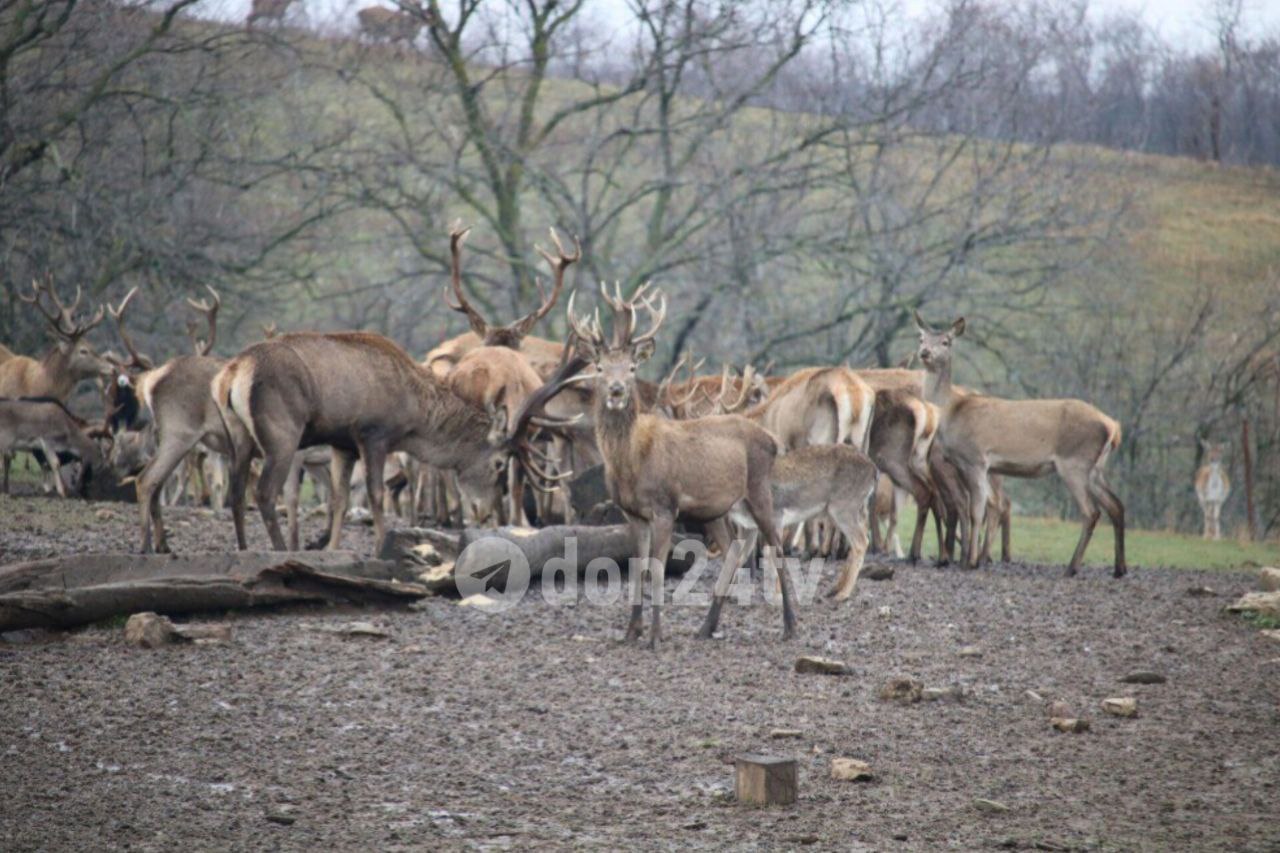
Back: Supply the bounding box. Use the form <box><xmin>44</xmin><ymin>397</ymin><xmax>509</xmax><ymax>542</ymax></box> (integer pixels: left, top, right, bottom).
<box><xmin>13</xmin><ymin>220</ymin><xmax>1250</xmax><ymax>648</ymax></box>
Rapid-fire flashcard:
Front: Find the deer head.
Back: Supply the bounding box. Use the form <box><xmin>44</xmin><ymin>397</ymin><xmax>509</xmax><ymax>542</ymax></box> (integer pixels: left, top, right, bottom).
<box><xmin>20</xmin><ymin>275</ymin><xmax>111</xmax><ymax>378</ymax></box>
<box><xmin>447</xmin><ymin>222</ymin><xmax>581</xmax><ymax>349</ymax></box>
<box><xmin>913</xmin><ymin>310</ymin><xmax>965</xmax><ymax>370</ymax></box>
<box><xmin>567</xmin><ymin>281</ymin><xmax>667</xmax><ymax>412</ymax></box>
<box><xmin>1199</xmin><ymin>439</ymin><xmax>1227</xmax><ymax>464</ymax></box>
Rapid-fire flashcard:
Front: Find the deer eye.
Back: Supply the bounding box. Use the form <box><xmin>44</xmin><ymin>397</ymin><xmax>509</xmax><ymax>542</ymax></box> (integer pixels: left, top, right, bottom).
<box><xmin>629</xmin><ymin>365</ymin><xmax>637</xmax><ymax>373</ymax></box>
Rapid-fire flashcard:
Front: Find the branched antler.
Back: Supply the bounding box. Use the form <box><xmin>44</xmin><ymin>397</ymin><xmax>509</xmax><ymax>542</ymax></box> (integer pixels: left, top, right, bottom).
<box><xmin>106</xmin><ymin>287</ymin><xmax>153</xmax><ymax>371</ymax></box>
<box><xmin>21</xmin><ymin>275</ymin><xmax>105</xmax><ymax>341</ymax></box>
<box><xmin>185</xmin><ymin>285</ymin><xmax>220</xmax><ymax>356</ymax></box>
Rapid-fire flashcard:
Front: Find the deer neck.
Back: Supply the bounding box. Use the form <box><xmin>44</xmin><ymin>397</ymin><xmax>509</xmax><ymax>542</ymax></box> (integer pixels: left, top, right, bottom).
<box><xmin>922</xmin><ymin>359</ymin><xmax>955</xmax><ymax>411</ymax></box>
<box><xmin>40</xmin><ymin>346</ymin><xmax>75</xmax><ymax>399</ymax></box>
<box><xmin>403</xmin><ymin>375</ymin><xmax>491</xmax><ymax>469</ymax></box>
<box><xmin>593</xmin><ymin>393</ymin><xmax>643</xmax><ymax>476</ymax></box>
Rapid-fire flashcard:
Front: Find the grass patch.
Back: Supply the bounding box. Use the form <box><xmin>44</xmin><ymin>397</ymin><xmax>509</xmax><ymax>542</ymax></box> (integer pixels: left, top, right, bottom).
<box><xmin>1240</xmin><ymin>611</ymin><xmax>1280</xmax><ymax>631</ymax></box>
<box><xmin>895</xmin><ymin>505</ymin><xmax>1280</xmax><ymax>571</ymax></box>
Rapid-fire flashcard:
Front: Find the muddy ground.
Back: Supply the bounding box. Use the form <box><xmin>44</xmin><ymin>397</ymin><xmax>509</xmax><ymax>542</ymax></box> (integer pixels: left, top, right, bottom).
<box><xmin>1</xmin><ymin>492</ymin><xmax>1278</xmax><ymax>851</ymax></box>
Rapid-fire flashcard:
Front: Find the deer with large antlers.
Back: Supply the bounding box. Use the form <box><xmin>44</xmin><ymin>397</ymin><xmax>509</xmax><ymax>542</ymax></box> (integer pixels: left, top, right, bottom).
<box><xmin>560</xmin><ymin>283</ymin><xmax>798</xmax><ymax>647</ymax></box>
<box><xmin>0</xmin><ymin>277</ymin><xmax>112</xmax><ymax>492</ymax></box>
<box><xmin>915</xmin><ymin>313</ymin><xmax>1125</xmax><ymax>575</ymax></box>
<box><xmin>441</xmin><ymin>224</ymin><xmax>580</xmax><ymax>524</ymax></box>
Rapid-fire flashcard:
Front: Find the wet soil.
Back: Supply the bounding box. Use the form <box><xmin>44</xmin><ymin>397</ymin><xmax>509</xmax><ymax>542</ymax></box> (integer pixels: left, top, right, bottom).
<box><xmin>1</xmin><ymin>493</ymin><xmax>1277</xmax><ymax>851</ymax></box>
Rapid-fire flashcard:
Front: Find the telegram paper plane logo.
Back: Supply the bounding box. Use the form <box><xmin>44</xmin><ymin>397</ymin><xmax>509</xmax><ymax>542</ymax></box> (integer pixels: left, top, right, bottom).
<box><xmin>453</xmin><ymin>537</ymin><xmax>531</xmax><ymax>610</ymax></box>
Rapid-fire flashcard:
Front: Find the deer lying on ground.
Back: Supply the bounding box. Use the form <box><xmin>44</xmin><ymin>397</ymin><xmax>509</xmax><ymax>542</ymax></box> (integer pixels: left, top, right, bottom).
<box><xmin>0</xmin><ymin>278</ymin><xmax>112</xmax><ymax>492</ymax></box>
<box><xmin>557</xmin><ymin>283</ymin><xmax>797</xmax><ymax>648</ymax></box>
<box><xmin>1194</xmin><ymin>440</ymin><xmax>1230</xmax><ymax>540</ymax></box>
<box><xmin>0</xmin><ymin>397</ymin><xmax>108</xmax><ymax>497</ymax></box>
<box><xmin>915</xmin><ymin>312</ymin><xmax>1124</xmax><ymax>575</ymax></box>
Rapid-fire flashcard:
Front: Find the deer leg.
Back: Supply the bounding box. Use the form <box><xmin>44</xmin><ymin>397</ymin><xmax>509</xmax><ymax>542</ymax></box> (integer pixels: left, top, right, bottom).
<box><xmin>1090</xmin><ymin>473</ymin><xmax>1126</xmax><ymax>577</ymax></box>
<box><xmin>325</xmin><ymin>450</ymin><xmax>357</xmax><ymax>550</ymax></box>
<box><xmin>1059</xmin><ymin>463</ymin><xmax>1100</xmax><ymax>576</ymax></box>
<box><xmin>508</xmin><ymin>457</ymin><xmax>528</xmax><ymax>527</ymax></box>
<box><xmin>39</xmin><ymin>440</ymin><xmax>68</xmax><ymax>499</ymax></box>
<box><xmin>959</xmin><ymin>466</ymin><xmax>989</xmax><ymax>570</ymax></box>
<box><xmin>358</xmin><ymin>440</ymin><xmax>391</xmax><ymax>552</ymax></box>
<box><xmin>2</xmin><ymin>452</ymin><xmax>9</xmax><ymax>494</ymax></box>
<box><xmin>700</xmin><ymin>519</ymin><xmax>751</xmax><ymax>639</ymax></box>
<box><xmin>137</xmin><ymin>432</ymin><xmax>195</xmax><ymax>554</ymax></box>
<box><xmin>226</xmin><ymin>447</ymin><xmax>255</xmax><ymax>551</ymax></box>
<box><xmin>1000</xmin><ymin>494</ymin><xmax>1012</xmax><ymax>562</ymax></box>
<box><xmin>829</xmin><ymin>491</ymin><xmax>872</xmax><ymax>602</ymax></box>
<box><xmin>745</xmin><ymin>483</ymin><xmax>795</xmax><ymax>639</ymax></box>
<box><xmin>647</xmin><ymin>513</ymin><xmax>675</xmax><ymax>651</ymax></box>
<box><xmin>625</xmin><ymin>521</ymin><xmax>650</xmax><ymax>643</ymax></box>
<box><xmin>284</xmin><ymin>452</ymin><xmax>305</xmax><ymax>551</ymax></box>
<box><xmin>253</xmin><ymin>452</ymin><xmax>293</xmax><ymax>552</ymax></box>
<box><xmin>868</xmin><ymin>489</ymin><xmax>884</xmax><ymax>554</ymax></box>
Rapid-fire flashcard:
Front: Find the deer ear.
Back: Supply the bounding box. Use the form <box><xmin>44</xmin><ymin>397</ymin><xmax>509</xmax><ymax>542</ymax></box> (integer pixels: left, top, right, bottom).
<box><xmin>951</xmin><ymin>317</ymin><xmax>966</xmax><ymax>338</ymax></box>
<box><xmin>632</xmin><ymin>338</ymin><xmax>655</xmax><ymax>364</ymax></box>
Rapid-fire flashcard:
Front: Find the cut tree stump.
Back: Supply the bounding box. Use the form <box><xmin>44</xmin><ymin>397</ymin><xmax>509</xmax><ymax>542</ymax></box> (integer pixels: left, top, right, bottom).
<box><xmin>735</xmin><ymin>754</ymin><xmax>798</xmax><ymax>806</ymax></box>
<box><xmin>0</xmin><ymin>552</ymin><xmax>420</xmax><ymax>632</ymax></box>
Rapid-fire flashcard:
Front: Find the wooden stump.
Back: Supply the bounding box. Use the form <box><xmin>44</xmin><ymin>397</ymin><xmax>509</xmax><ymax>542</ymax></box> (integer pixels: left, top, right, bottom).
<box><xmin>734</xmin><ymin>754</ymin><xmax>797</xmax><ymax>806</ymax></box>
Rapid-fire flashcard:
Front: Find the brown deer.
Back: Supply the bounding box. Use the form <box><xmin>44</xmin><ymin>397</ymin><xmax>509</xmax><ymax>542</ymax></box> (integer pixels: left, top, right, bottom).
<box><xmin>0</xmin><ymin>278</ymin><xmax>111</xmax><ymax>492</ymax></box>
<box><xmin>915</xmin><ymin>312</ymin><xmax>1125</xmax><ymax>575</ymax></box>
<box><xmin>1194</xmin><ymin>440</ymin><xmax>1230</xmax><ymax>540</ymax></box>
<box><xmin>211</xmin><ymin>328</ymin><xmax>559</xmax><ymax>552</ymax></box>
<box><xmin>0</xmin><ymin>397</ymin><xmax>109</xmax><ymax>498</ymax></box>
<box><xmin>357</xmin><ymin>4</ymin><xmax>428</xmax><ymax>46</ymax></box>
<box><xmin>246</xmin><ymin>0</ymin><xmax>293</xmax><ymax>28</ymax></box>
<box><xmin>561</xmin><ymin>283</ymin><xmax>798</xmax><ymax>648</ymax></box>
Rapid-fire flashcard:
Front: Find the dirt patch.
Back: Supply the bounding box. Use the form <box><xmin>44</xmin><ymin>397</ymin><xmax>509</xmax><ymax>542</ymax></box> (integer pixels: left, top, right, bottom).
<box><xmin>1</xmin><ymin>495</ymin><xmax>1278</xmax><ymax>851</ymax></box>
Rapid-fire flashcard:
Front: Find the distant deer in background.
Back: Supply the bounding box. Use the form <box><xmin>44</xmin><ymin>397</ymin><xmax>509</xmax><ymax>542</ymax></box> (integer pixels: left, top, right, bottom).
<box><xmin>246</xmin><ymin>0</ymin><xmax>294</xmax><ymax>28</ymax></box>
<box><xmin>358</xmin><ymin>4</ymin><xmax>429</xmax><ymax>47</ymax></box>
<box><xmin>1194</xmin><ymin>440</ymin><xmax>1230</xmax><ymax>540</ymax></box>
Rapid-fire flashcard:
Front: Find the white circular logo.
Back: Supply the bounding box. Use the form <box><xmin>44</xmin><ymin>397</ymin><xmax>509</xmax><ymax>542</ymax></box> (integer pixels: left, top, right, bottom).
<box><xmin>453</xmin><ymin>536</ymin><xmax>531</xmax><ymax>611</ymax></box>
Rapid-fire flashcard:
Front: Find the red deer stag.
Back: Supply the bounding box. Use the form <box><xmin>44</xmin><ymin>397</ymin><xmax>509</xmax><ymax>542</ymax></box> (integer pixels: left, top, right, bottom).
<box><xmin>562</xmin><ymin>283</ymin><xmax>798</xmax><ymax>648</ymax></box>
<box><xmin>246</xmin><ymin>0</ymin><xmax>293</xmax><ymax>28</ymax></box>
<box><xmin>915</xmin><ymin>312</ymin><xmax>1124</xmax><ymax>575</ymax></box>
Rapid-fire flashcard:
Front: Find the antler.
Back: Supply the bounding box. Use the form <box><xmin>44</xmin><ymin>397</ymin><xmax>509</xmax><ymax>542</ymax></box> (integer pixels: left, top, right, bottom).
<box><xmin>565</xmin><ymin>290</ymin><xmax>605</xmax><ymax>350</ymax></box>
<box><xmin>513</xmin><ymin>227</ymin><xmax>581</xmax><ymax>336</ymax></box>
<box><xmin>185</xmin><ymin>285</ymin><xmax>220</xmax><ymax>356</ymax></box>
<box><xmin>717</xmin><ymin>365</ymin><xmax>756</xmax><ymax>412</ymax></box>
<box><xmin>505</xmin><ymin>346</ymin><xmax>591</xmax><ymax>490</ymax></box>
<box><xmin>444</xmin><ymin>221</ymin><xmax>488</xmax><ymax>337</ymax></box>
<box><xmin>106</xmin><ymin>287</ymin><xmax>154</xmax><ymax>371</ymax></box>
<box><xmin>20</xmin><ymin>275</ymin><xmax>104</xmax><ymax>340</ymax></box>
<box><xmin>597</xmin><ymin>281</ymin><xmax>666</xmax><ymax>348</ymax></box>
<box><xmin>261</xmin><ymin>321</ymin><xmax>278</xmax><ymax>339</ymax></box>
<box><xmin>657</xmin><ymin>351</ymin><xmax>707</xmax><ymax>412</ymax></box>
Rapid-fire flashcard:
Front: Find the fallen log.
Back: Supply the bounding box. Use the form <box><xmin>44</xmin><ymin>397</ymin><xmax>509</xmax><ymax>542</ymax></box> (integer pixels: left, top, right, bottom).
<box><xmin>0</xmin><ymin>552</ymin><xmax>421</xmax><ymax>632</ymax></box>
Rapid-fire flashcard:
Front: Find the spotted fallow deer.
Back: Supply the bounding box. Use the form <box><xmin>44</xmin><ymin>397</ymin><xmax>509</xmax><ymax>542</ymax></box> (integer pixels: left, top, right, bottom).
<box><xmin>0</xmin><ymin>277</ymin><xmax>112</xmax><ymax>492</ymax></box>
<box><xmin>1194</xmin><ymin>440</ymin><xmax>1231</xmax><ymax>540</ymax></box>
<box><xmin>555</xmin><ymin>283</ymin><xmax>798</xmax><ymax>648</ymax></box>
<box><xmin>915</xmin><ymin>312</ymin><xmax>1125</xmax><ymax>575</ymax></box>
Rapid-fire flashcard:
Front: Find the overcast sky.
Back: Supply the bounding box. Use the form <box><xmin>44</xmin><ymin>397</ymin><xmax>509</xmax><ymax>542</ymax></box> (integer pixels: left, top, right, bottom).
<box><xmin>208</xmin><ymin>0</ymin><xmax>1280</xmax><ymax>51</ymax></box>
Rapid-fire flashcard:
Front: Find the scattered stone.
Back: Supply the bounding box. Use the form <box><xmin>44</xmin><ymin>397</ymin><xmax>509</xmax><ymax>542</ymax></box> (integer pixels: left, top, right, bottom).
<box><xmin>1228</xmin><ymin>591</ymin><xmax>1280</xmax><ymax>619</ymax></box>
<box><xmin>1120</xmin><ymin>671</ymin><xmax>1167</xmax><ymax>685</ymax></box>
<box><xmin>863</xmin><ymin>565</ymin><xmax>894</xmax><ymax>581</ymax></box>
<box><xmin>1260</xmin><ymin>630</ymin><xmax>1280</xmax><ymax>645</ymax></box>
<box><xmin>1101</xmin><ymin>697</ymin><xmax>1138</xmax><ymax>718</ymax></box>
<box><xmin>877</xmin><ymin>606</ymin><xmax>892</xmax><ymax>620</ymax></box>
<box><xmin>795</xmin><ymin>656</ymin><xmax>851</xmax><ymax>676</ymax></box>
<box><xmin>922</xmin><ymin>686</ymin><xmax>964</xmax><ymax>702</ymax></box>
<box><xmin>303</xmin><ymin>621</ymin><xmax>390</xmax><ymax>639</ymax></box>
<box><xmin>1050</xmin><ymin>717</ymin><xmax>1091</xmax><ymax>733</ymax></box>
<box><xmin>1024</xmin><ymin>690</ymin><xmax>1044</xmax><ymax>703</ymax></box>
<box><xmin>94</xmin><ymin>508</ymin><xmax>117</xmax><ymax>522</ymax></box>
<box><xmin>1259</xmin><ymin>567</ymin><xmax>1280</xmax><ymax>592</ymax></box>
<box><xmin>974</xmin><ymin>798</ymin><xmax>1010</xmax><ymax>814</ymax></box>
<box><xmin>1047</xmin><ymin>700</ymin><xmax>1072</xmax><ymax>719</ymax></box>
<box><xmin>830</xmin><ymin>757</ymin><xmax>873</xmax><ymax>782</ymax></box>
<box><xmin>878</xmin><ymin>677</ymin><xmax>923</xmax><ymax>704</ymax></box>
<box><xmin>171</xmin><ymin>623</ymin><xmax>232</xmax><ymax>644</ymax></box>
<box><xmin>264</xmin><ymin>807</ymin><xmax>296</xmax><ymax>826</ymax></box>
<box><xmin>1185</xmin><ymin>586</ymin><xmax>1218</xmax><ymax>597</ymax></box>
<box><xmin>770</xmin><ymin>728</ymin><xmax>803</xmax><ymax>739</ymax></box>
<box><xmin>958</xmin><ymin>645</ymin><xmax>983</xmax><ymax>658</ymax></box>
<box><xmin>457</xmin><ymin>594</ymin><xmax>501</xmax><ymax>610</ymax></box>
<box><xmin>570</xmin><ymin>634</ymin><xmax>594</xmax><ymax>643</ymax></box>
<box><xmin>124</xmin><ymin>612</ymin><xmax>176</xmax><ymax>648</ymax></box>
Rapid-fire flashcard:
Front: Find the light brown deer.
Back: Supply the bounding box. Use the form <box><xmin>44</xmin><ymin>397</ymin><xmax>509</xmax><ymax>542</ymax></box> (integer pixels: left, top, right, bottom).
<box><xmin>562</xmin><ymin>283</ymin><xmax>798</xmax><ymax>648</ymax></box>
<box><xmin>357</xmin><ymin>4</ymin><xmax>427</xmax><ymax>46</ymax></box>
<box><xmin>246</xmin><ymin>0</ymin><xmax>293</xmax><ymax>28</ymax></box>
<box><xmin>1194</xmin><ymin>440</ymin><xmax>1230</xmax><ymax>540</ymax></box>
<box><xmin>915</xmin><ymin>312</ymin><xmax>1125</xmax><ymax>575</ymax></box>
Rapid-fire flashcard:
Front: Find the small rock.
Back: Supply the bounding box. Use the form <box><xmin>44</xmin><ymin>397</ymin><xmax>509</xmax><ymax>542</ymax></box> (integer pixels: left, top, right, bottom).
<box><xmin>795</xmin><ymin>656</ymin><xmax>851</xmax><ymax>676</ymax></box>
<box><xmin>1261</xmin><ymin>630</ymin><xmax>1280</xmax><ymax>645</ymax></box>
<box><xmin>769</xmin><ymin>728</ymin><xmax>803</xmax><ymax>739</ymax></box>
<box><xmin>172</xmin><ymin>623</ymin><xmax>232</xmax><ymax>644</ymax></box>
<box><xmin>124</xmin><ymin>612</ymin><xmax>176</xmax><ymax>648</ymax></box>
<box><xmin>303</xmin><ymin>621</ymin><xmax>390</xmax><ymax>639</ymax></box>
<box><xmin>957</xmin><ymin>645</ymin><xmax>983</xmax><ymax>658</ymax></box>
<box><xmin>457</xmin><ymin>594</ymin><xmax>501</xmax><ymax>610</ymax></box>
<box><xmin>1185</xmin><ymin>586</ymin><xmax>1218</xmax><ymax>597</ymax></box>
<box><xmin>1047</xmin><ymin>700</ymin><xmax>1072</xmax><ymax>719</ymax></box>
<box><xmin>830</xmin><ymin>757</ymin><xmax>873</xmax><ymax>781</ymax></box>
<box><xmin>863</xmin><ymin>565</ymin><xmax>894</xmax><ymax>581</ymax></box>
<box><xmin>1227</xmin><ymin>591</ymin><xmax>1280</xmax><ymax>619</ymax></box>
<box><xmin>974</xmin><ymin>798</ymin><xmax>1010</xmax><ymax>814</ymax></box>
<box><xmin>264</xmin><ymin>808</ymin><xmax>296</xmax><ymax>826</ymax></box>
<box><xmin>1050</xmin><ymin>717</ymin><xmax>1091</xmax><ymax>733</ymax></box>
<box><xmin>878</xmin><ymin>677</ymin><xmax>923</xmax><ymax>704</ymax></box>
<box><xmin>94</xmin><ymin>508</ymin><xmax>117</xmax><ymax>522</ymax></box>
<box><xmin>1121</xmin><ymin>671</ymin><xmax>1166</xmax><ymax>684</ymax></box>
<box><xmin>570</xmin><ymin>634</ymin><xmax>593</xmax><ymax>642</ymax></box>
<box><xmin>1259</xmin><ymin>567</ymin><xmax>1280</xmax><ymax>592</ymax></box>
<box><xmin>1024</xmin><ymin>690</ymin><xmax>1044</xmax><ymax>703</ymax></box>
<box><xmin>877</xmin><ymin>606</ymin><xmax>892</xmax><ymax>619</ymax></box>
<box><xmin>1101</xmin><ymin>697</ymin><xmax>1138</xmax><ymax>718</ymax></box>
<box><xmin>922</xmin><ymin>686</ymin><xmax>965</xmax><ymax>702</ymax></box>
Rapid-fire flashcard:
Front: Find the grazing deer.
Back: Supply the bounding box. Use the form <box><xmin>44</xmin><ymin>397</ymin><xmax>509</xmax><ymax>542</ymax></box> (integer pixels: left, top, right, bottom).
<box><xmin>246</xmin><ymin>0</ymin><xmax>293</xmax><ymax>28</ymax></box>
<box><xmin>560</xmin><ymin>283</ymin><xmax>798</xmax><ymax>648</ymax></box>
<box><xmin>915</xmin><ymin>312</ymin><xmax>1125</xmax><ymax>575</ymax></box>
<box><xmin>212</xmin><ymin>328</ymin><xmax>553</xmax><ymax>552</ymax></box>
<box><xmin>1194</xmin><ymin>440</ymin><xmax>1231</xmax><ymax>540</ymax></box>
<box><xmin>357</xmin><ymin>4</ymin><xmax>428</xmax><ymax>46</ymax></box>
<box><xmin>441</xmin><ymin>224</ymin><xmax>580</xmax><ymax>525</ymax></box>
<box><xmin>0</xmin><ymin>278</ymin><xmax>112</xmax><ymax>492</ymax></box>
<box><xmin>0</xmin><ymin>397</ymin><xmax>108</xmax><ymax>498</ymax></box>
